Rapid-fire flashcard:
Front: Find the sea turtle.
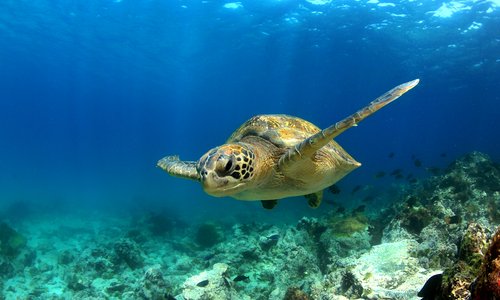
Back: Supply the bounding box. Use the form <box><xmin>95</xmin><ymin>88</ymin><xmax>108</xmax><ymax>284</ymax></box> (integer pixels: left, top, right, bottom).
<box><xmin>158</xmin><ymin>79</ymin><xmax>419</xmax><ymax>209</ymax></box>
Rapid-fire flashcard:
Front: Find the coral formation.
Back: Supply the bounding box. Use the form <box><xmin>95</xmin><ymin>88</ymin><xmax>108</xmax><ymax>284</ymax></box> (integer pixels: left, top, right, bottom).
<box><xmin>331</xmin><ymin>213</ymin><xmax>369</xmax><ymax>237</ymax></box>
<box><xmin>283</xmin><ymin>286</ymin><xmax>311</xmax><ymax>300</ymax></box>
<box><xmin>114</xmin><ymin>238</ymin><xmax>144</xmax><ymax>269</ymax></box>
<box><xmin>471</xmin><ymin>226</ymin><xmax>500</xmax><ymax>299</ymax></box>
<box><xmin>0</xmin><ymin>222</ymin><xmax>26</xmax><ymax>258</ymax></box>
<box><xmin>383</xmin><ymin>152</ymin><xmax>500</xmax><ymax>270</ymax></box>
<box><xmin>135</xmin><ymin>265</ymin><xmax>174</xmax><ymax>299</ymax></box>
<box><xmin>195</xmin><ymin>223</ymin><xmax>222</xmax><ymax>248</ymax></box>
<box><xmin>437</xmin><ymin>223</ymin><xmax>489</xmax><ymax>299</ymax></box>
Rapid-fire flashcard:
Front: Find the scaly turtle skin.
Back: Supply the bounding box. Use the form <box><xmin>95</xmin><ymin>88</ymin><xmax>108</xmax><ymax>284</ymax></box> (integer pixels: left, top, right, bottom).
<box><xmin>158</xmin><ymin>79</ymin><xmax>419</xmax><ymax>209</ymax></box>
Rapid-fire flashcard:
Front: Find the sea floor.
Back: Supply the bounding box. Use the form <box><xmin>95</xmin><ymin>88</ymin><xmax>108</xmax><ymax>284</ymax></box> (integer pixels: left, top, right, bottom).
<box><xmin>1</xmin><ymin>151</ymin><xmax>499</xmax><ymax>300</ymax></box>
<box><xmin>1</xmin><ymin>212</ymin><xmax>430</xmax><ymax>300</ymax></box>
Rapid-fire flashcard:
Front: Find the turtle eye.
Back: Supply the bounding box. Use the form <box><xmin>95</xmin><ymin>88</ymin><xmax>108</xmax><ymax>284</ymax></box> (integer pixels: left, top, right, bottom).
<box><xmin>224</xmin><ymin>160</ymin><xmax>233</xmax><ymax>172</ymax></box>
<box><xmin>215</xmin><ymin>155</ymin><xmax>234</xmax><ymax>176</ymax></box>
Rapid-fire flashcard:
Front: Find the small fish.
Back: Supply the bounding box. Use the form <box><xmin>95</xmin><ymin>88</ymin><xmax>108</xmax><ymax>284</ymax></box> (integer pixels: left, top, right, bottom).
<box><xmin>390</xmin><ymin>169</ymin><xmax>403</xmax><ymax>176</ymax></box>
<box><xmin>362</xmin><ymin>195</ymin><xmax>374</xmax><ymax>203</ymax></box>
<box><xmin>203</xmin><ymin>253</ymin><xmax>216</xmax><ymax>261</ymax></box>
<box><xmin>222</xmin><ymin>277</ymin><xmax>231</xmax><ymax>288</ymax></box>
<box><xmin>233</xmin><ymin>275</ymin><xmax>250</xmax><ymax>282</ymax></box>
<box><xmin>353</xmin><ymin>205</ymin><xmax>366</xmax><ymax>213</ymax></box>
<box><xmin>418</xmin><ymin>273</ymin><xmax>443</xmax><ymax>299</ymax></box>
<box><xmin>440</xmin><ymin>152</ymin><xmax>447</xmax><ymax>158</ymax></box>
<box><xmin>266</xmin><ymin>233</ymin><xmax>280</xmax><ymax>241</ymax></box>
<box><xmin>448</xmin><ymin>215</ymin><xmax>461</xmax><ymax>224</ymax></box>
<box><xmin>374</xmin><ymin>171</ymin><xmax>386</xmax><ymax>178</ymax></box>
<box><xmin>328</xmin><ymin>184</ymin><xmax>341</xmax><ymax>194</ymax></box>
<box><xmin>196</xmin><ymin>280</ymin><xmax>209</xmax><ymax>287</ymax></box>
<box><xmin>324</xmin><ymin>199</ymin><xmax>337</xmax><ymax>206</ymax></box>
<box><xmin>413</xmin><ymin>159</ymin><xmax>422</xmax><ymax>167</ymax></box>
<box><xmin>351</xmin><ymin>185</ymin><xmax>362</xmax><ymax>194</ymax></box>
<box><xmin>388</xmin><ymin>152</ymin><xmax>395</xmax><ymax>158</ymax></box>
<box><xmin>426</xmin><ymin>167</ymin><xmax>441</xmax><ymax>175</ymax></box>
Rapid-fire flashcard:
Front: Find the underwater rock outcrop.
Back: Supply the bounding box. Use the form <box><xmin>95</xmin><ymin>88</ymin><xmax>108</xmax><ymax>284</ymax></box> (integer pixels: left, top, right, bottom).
<box><xmin>437</xmin><ymin>223</ymin><xmax>489</xmax><ymax>299</ymax></box>
<box><xmin>0</xmin><ymin>222</ymin><xmax>27</xmax><ymax>258</ymax></box>
<box><xmin>351</xmin><ymin>239</ymin><xmax>429</xmax><ymax>299</ymax></box>
<box><xmin>283</xmin><ymin>286</ymin><xmax>311</xmax><ymax>300</ymax></box>
<box><xmin>384</xmin><ymin>152</ymin><xmax>500</xmax><ymax>270</ymax></box>
<box><xmin>135</xmin><ymin>264</ymin><xmax>174</xmax><ymax>300</ymax></box>
<box><xmin>419</xmin><ymin>224</ymin><xmax>500</xmax><ymax>300</ymax></box>
<box><xmin>114</xmin><ymin>238</ymin><xmax>145</xmax><ymax>269</ymax></box>
<box><xmin>471</xmin><ymin>225</ymin><xmax>500</xmax><ymax>299</ymax></box>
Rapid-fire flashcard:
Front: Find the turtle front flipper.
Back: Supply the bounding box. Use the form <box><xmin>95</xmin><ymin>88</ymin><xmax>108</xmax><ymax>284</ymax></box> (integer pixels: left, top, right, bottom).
<box><xmin>278</xmin><ymin>79</ymin><xmax>419</xmax><ymax>170</ymax></box>
<box><xmin>157</xmin><ymin>156</ymin><xmax>200</xmax><ymax>181</ymax></box>
<box><xmin>305</xmin><ymin>190</ymin><xmax>323</xmax><ymax>208</ymax></box>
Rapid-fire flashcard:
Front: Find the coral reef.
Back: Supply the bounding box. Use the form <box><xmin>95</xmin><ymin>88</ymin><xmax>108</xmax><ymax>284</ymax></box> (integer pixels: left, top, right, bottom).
<box><xmin>471</xmin><ymin>226</ymin><xmax>500</xmax><ymax>299</ymax></box>
<box><xmin>439</xmin><ymin>223</ymin><xmax>489</xmax><ymax>299</ymax></box>
<box><xmin>418</xmin><ymin>225</ymin><xmax>500</xmax><ymax>300</ymax></box>
<box><xmin>1</xmin><ymin>151</ymin><xmax>499</xmax><ymax>300</ymax></box>
<box><xmin>384</xmin><ymin>152</ymin><xmax>500</xmax><ymax>270</ymax></box>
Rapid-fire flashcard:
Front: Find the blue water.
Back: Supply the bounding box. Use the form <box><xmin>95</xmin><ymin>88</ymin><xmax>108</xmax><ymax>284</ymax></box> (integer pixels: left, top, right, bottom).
<box><xmin>1</xmin><ymin>0</ymin><xmax>499</xmax><ymax>221</ymax></box>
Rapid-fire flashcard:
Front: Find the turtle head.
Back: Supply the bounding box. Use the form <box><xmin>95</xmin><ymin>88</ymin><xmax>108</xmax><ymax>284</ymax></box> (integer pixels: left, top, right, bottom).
<box><xmin>197</xmin><ymin>143</ymin><xmax>256</xmax><ymax>197</ymax></box>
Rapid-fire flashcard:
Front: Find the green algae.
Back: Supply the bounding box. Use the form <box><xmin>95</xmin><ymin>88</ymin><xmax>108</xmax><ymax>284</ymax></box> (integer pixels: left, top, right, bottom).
<box><xmin>331</xmin><ymin>213</ymin><xmax>369</xmax><ymax>237</ymax></box>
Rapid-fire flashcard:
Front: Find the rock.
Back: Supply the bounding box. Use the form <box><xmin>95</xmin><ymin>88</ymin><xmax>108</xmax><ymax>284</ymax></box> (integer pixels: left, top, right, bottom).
<box><xmin>180</xmin><ymin>263</ymin><xmax>235</xmax><ymax>300</ymax></box>
<box><xmin>114</xmin><ymin>238</ymin><xmax>144</xmax><ymax>269</ymax></box>
<box><xmin>283</xmin><ymin>287</ymin><xmax>311</xmax><ymax>300</ymax></box>
<box><xmin>471</xmin><ymin>226</ymin><xmax>500</xmax><ymax>299</ymax></box>
<box><xmin>351</xmin><ymin>240</ymin><xmax>430</xmax><ymax>299</ymax></box>
<box><xmin>66</xmin><ymin>273</ymin><xmax>90</xmax><ymax>291</ymax></box>
<box><xmin>259</xmin><ymin>232</ymin><xmax>280</xmax><ymax>250</ymax></box>
<box><xmin>135</xmin><ymin>265</ymin><xmax>174</xmax><ymax>300</ymax></box>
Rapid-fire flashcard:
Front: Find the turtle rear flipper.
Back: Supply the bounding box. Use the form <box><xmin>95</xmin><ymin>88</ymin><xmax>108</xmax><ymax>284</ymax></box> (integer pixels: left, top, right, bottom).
<box><xmin>157</xmin><ymin>156</ymin><xmax>200</xmax><ymax>181</ymax></box>
<box><xmin>305</xmin><ymin>190</ymin><xmax>323</xmax><ymax>208</ymax></box>
<box><xmin>278</xmin><ymin>79</ymin><xmax>419</xmax><ymax>171</ymax></box>
<box><xmin>261</xmin><ymin>199</ymin><xmax>278</xmax><ymax>209</ymax></box>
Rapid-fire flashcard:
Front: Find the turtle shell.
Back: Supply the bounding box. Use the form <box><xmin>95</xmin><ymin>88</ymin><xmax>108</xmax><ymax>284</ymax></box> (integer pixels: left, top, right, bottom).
<box><xmin>227</xmin><ymin>114</ymin><xmax>321</xmax><ymax>147</ymax></box>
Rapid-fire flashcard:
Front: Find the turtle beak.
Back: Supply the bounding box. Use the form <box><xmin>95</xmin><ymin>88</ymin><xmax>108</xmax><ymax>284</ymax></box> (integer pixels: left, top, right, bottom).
<box><xmin>200</xmin><ymin>170</ymin><xmax>229</xmax><ymax>197</ymax></box>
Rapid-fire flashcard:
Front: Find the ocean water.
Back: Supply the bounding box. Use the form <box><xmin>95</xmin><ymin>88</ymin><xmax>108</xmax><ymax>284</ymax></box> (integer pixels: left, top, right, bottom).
<box><xmin>0</xmin><ymin>0</ymin><xmax>499</xmax><ymax>299</ymax></box>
